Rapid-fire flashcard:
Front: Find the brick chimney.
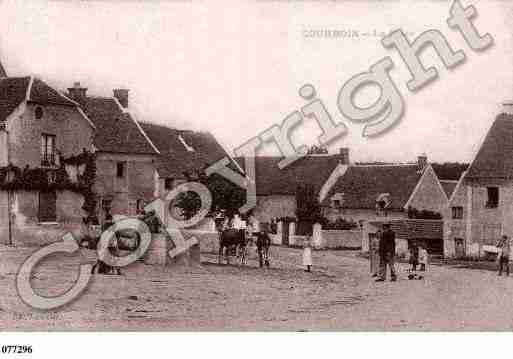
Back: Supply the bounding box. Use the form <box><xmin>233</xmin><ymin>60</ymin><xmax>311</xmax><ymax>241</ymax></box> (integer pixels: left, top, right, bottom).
<box><xmin>417</xmin><ymin>153</ymin><xmax>428</xmax><ymax>172</ymax></box>
<box><xmin>339</xmin><ymin>147</ymin><xmax>350</xmax><ymax>165</ymax></box>
<box><xmin>67</xmin><ymin>82</ymin><xmax>88</xmax><ymax>103</ymax></box>
<box><xmin>113</xmin><ymin>88</ymin><xmax>129</xmax><ymax>108</ymax></box>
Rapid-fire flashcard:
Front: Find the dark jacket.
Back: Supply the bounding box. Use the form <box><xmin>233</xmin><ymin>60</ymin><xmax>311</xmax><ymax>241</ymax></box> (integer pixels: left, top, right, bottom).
<box><xmin>379</xmin><ymin>229</ymin><xmax>396</xmax><ymax>257</ymax></box>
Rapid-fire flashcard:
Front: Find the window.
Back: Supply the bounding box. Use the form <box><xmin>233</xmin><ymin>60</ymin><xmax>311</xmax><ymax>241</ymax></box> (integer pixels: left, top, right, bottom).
<box><xmin>41</xmin><ymin>134</ymin><xmax>56</xmax><ymax>166</ymax></box>
<box><xmin>116</xmin><ymin>162</ymin><xmax>125</xmax><ymax>178</ymax></box>
<box><xmin>452</xmin><ymin>206</ymin><xmax>463</xmax><ymax>219</ymax></box>
<box><xmin>164</xmin><ymin>178</ymin><xmax>174</xmax><ymax>190</ymax></box>
<box><xmin>486</xmin><ymin>187</ymin><xmax>499</xmax><ymax>208</ymax></box>
<box><xmin>35</xmin><ymin>106</ymin><xmax>44</xmax><ymax>120</ymax></box>
<box><xmin>39</xmin><ymin>190</ymin><xmax>57</xmax><ymax>222</ymax></box>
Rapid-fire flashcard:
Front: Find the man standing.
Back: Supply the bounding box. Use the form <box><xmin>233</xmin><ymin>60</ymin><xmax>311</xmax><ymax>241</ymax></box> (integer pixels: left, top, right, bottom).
<box><xmin>496</xmin><ymin>235</ymin><xmax>510</xmax><ymax>276</ymax></box>
<box><xmin>376</xmin><ymin>223</ymin><xmax>397</xmax><ymax>282</ymax></box>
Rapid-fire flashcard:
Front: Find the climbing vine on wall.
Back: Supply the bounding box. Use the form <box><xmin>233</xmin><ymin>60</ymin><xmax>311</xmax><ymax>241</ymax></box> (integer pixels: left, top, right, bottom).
<box><xmin>0</xmin><ymin>150</ymin><xmax>97</xmax><ymax>217</ymax></box>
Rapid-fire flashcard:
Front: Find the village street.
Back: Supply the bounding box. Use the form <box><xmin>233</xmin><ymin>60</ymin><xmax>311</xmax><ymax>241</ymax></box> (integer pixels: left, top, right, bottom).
<box><xmin>1</xmin><ymin>244</ymin><xmax>513</xmax><ymax>331</ymax></box>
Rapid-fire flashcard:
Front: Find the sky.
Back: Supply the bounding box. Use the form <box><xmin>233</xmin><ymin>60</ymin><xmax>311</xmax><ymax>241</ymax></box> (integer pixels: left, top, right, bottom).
<box><xmin>0</xmin><ymin>0</ymin><xmax>512</xmax><ymax>163</ymax></box>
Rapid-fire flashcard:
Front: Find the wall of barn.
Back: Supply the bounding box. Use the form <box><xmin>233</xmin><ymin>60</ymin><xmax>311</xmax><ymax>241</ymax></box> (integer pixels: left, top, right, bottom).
<box><xmin>252</xmin><ymin>195</ymin><xmax>296</xmax><ymax>224</ymax></box>
<box><xmin>94</xmin><ymin>152</ymin><xmax>157</xmax><ymax>217</ymax></box>
<box><xmin>407</xmin><ymin>167</ymin><xmax>447</xmax><ymax>214</ymax></box>
<box><xmin>7</xmin><ymin>103</ymin><xmax>93</xmax><ymax>168</ymax></box>
<box><xmin>459</xmin><ymin>179</ymin><xmax>513</xmax><ymax>258</ymax></box>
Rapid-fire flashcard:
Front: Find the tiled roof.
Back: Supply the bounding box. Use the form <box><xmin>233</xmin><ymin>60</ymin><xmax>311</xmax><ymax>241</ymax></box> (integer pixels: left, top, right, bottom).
<box><xmin>78</xmin><ymin>96</ymin><xmax>157</xmax><ymax>155</ymax></box>
<box><xmin>369</xmin><ymin>219</ymin><xmax>443</xmax><ymax>240</ymax></box>
<box><xmin>0</xmin><ymin>77</ymin><xmax>75</xmax><ymax>123</ymax></box>
<box><xmin>466</xmin><ymin>113</ymin><xmax>513</xmax><ymax>179</ymax></box>
<box><xmin>234</xmin><ymin>155</ymin><xmax>341</xmax><ymax>196</ymax></box>
<box><xmin>140</xmin><ymin>122</ymin><xmax>232</xmax><ymax>179</ymax></box>
<box><xmin>0</xmin><ymin>77</ymin><xmax>30</xmax><ymax>122</ymax></box>
<box><xmin>30</xmin><ymin>78</ymin><xmax>76</xmax><ymax>106</ymax></box>
<box><xmin>323</xmin><ymin>164</ymin><xmax>422</xmax><ymax>210</ymax></box>
<box><xmin>440</xmin><ymin>180</ymin><xmax>458</xmax><ymax>199</ymax></box>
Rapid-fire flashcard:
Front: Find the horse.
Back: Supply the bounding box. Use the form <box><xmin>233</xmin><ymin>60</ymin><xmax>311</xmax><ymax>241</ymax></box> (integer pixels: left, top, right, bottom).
<box><xmin>218</xmin><ymin>228</ymin><xmax>247</xmax><ymax>265</ymax></box>
<box><xmin>256</xmin><ymin>231</ymin><xmax>271</xmax><ymax>268</ymax></box>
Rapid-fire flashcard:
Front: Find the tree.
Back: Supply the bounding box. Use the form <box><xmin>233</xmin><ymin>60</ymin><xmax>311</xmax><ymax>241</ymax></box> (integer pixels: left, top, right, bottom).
<box><xmin>174</xmin><ymin>168</ymin><xmax>246</xmax><ymax>220</ymax></box>
<box><xmin>295</xmin><ymin>184</ymin><xmax>323</xmax><ymax>235</ymax></box>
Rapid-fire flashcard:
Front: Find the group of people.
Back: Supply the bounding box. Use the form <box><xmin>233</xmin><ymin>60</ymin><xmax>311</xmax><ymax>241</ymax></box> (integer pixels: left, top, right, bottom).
<box><xmin>370</xmin><ymin>223</ymin><xmax>429</xmax><ymax>282</ymax></box>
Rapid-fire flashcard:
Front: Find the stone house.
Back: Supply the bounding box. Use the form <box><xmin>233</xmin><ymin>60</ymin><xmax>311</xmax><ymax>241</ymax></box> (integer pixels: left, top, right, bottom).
<box><xmin>66</xmin><ymin>83</ymin><xmax>160</xmax><ymax>224</ymax></box>
<box><xmin>234</xmin><ymin>151</ymin><xmax>346</xmax><ymax>225</ymax></box>
<box><xmin>444</xmin><ymin>113</ymin><xmax>513</xmax><ymax>259</ymax></box>
<box><xmin>321</xmin><ymin>152</ymin><xmax>450</xmax><ymax>255</ymax></box>
<box><xmin>0</xmin><ymin>76</ymin><xmax>95</xmax><ymax>246</ymax></box>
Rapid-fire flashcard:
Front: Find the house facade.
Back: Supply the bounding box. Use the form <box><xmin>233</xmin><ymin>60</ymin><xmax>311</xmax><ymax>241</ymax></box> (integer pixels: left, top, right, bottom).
<box><xmin>444</xmin><ymin>113</ymin><xmax>513</xmax><ymax>259</ymax></box>
<box><xmin>66</xmin><ymin>83</ymin><xmax>160</xmax><ymax>224</ymax></box>
<box><xmin>0</xmin><ymin>76</ymin><xmax>95</xmax><ymax>246</ymax></box>
<box><xmin>321</xmin><ymin>153</ymin><xmax>449</xmax><ymax>255</ymax></box>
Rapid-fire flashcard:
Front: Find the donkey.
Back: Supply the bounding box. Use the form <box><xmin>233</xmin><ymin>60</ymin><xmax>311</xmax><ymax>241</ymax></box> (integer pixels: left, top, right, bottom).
<box><xmin>218</xmin><ymin>228</ymin><xmax>247</xmax><ymax>265</ymax></box>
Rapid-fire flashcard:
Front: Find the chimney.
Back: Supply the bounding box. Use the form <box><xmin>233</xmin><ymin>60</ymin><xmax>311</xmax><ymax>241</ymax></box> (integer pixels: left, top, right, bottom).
<box><xmin>417</xmin><ymin>154</ymin><xmax>428</xmax><ymax>172</ymax></box>
<box><xmin>67</xmin><ymin>82</ymin><xmax>88</xmax><ymax>103</ymax></box>
<box><xmin>339</xmin><ymin>147</ymin><xmax>350</xmax><ymax>165</ymax></box>
<box><xmin>113</xmin><ymin>88</ymin><xmax>129</xmax><ymax>108</ymax></box>
<box><xmin>0</xmin><ymin>59</ymin><xmax>6</xmax><ymax>78</ymax></box>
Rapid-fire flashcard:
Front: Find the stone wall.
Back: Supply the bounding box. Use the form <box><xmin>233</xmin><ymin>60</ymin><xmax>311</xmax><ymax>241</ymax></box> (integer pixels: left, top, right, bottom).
<box><xmin>320</xmin><ymin>230</ymin><xmax>362</xmax><ymax>249</ymax></box>
<box><xmin>252</xmin><ymin>195</ymin><xmax>296</xmax><ymax>224</ymax></box>
<box><xmin>0</xmin><ymin>190</ymin><xmax>85</xmax><ymax>247</ymax></box>
<box><xmin>8</xmin><ymin>104</ymin><xmax>93</xmax><ymax>168</ymax></box>
<box><xmin>95</xmin><ymin>152</ymin><xmax>157</xmax><ymax>217</ymax></box>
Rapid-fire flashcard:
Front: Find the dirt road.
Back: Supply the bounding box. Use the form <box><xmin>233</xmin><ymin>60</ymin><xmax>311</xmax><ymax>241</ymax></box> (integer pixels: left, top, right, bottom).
<box><xmin>1</xmin><ymin>244</ymin><xmax>513</xmax><ymax>330</ymax></box>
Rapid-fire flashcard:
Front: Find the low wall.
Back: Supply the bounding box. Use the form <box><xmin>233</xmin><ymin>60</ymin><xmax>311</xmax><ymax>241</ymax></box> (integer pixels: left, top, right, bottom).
<box><xmin>320</xmin><ymin>230</ymin><xmax>362</xmax><ymax>249</ymax></box>
<box><xmin>183</xmin><ymin>230</ymin><xmax>219</xmax><ymax>254</ymax></box>
<box><xmin>289</xmin><ymin>235</ymin><xmax>308</xmax><ymax>247</ymax></box>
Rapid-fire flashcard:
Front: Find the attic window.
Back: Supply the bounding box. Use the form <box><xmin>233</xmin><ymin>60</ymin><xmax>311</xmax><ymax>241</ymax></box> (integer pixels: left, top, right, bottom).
<box><xmin>35</xmin><ymin>106</ymin><xmax>44</xmax><ymax>120</ymax></box>
<box><xmin>178</xmin><ymin>135</ymin><xmax>195</xmax><ymax>152</ymax></box>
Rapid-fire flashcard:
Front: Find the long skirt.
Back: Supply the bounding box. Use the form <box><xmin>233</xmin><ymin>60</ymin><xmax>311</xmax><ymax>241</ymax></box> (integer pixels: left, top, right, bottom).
<box><xmin>303</xmin><ymin>247</ymin><xmax>313</xmax><ymax>266</ymax></box>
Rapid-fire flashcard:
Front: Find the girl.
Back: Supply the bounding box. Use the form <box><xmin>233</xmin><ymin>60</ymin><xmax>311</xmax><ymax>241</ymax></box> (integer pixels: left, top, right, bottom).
<box><xmin>419</xmin><ymin>243</ymin><xmax>428</xmax><ymax>272</ymax></box>
<box><xmin>303</xmin><ymin>236</ymin><xmax>313</xmax><ymax>272</ymax></box>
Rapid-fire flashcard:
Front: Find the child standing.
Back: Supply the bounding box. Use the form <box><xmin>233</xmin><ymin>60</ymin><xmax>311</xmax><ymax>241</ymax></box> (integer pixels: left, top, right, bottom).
<box><xmin>419</xmin><ymin>244</ymin><xmax>428</xmax><ymax>272</ymax></box>
<box><xmin>303</xmin><ymin>237</ymin><xmax>313</xmax><ymax>272</ymax></box>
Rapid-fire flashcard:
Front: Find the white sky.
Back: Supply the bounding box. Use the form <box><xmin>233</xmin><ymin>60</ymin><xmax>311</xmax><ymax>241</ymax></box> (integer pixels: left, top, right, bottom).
<box><xmin>0</xmin><ymin>0</ymin><xmax>512</xmax><ymax>163</ymax></box>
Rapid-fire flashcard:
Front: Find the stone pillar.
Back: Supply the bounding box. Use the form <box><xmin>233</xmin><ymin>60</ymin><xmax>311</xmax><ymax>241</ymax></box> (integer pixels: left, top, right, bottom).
<box><xmin>289</xmin><ymin>221</ymin><xmax>296</xmax><ymax>237</ymax></box>
<box><xmin>313</xmin><ymin>222</ymin><xmax>323</xmax><ymax>249</ymax></box>
<box><xmin>0</xmin><ymin>129</ymin><xmax>8</xmax><ymax>167</ymax></box>
<box><xmin>277</xmin><ymin>221</ymin><xmax>283</xmax><ymax>245</ymax></box>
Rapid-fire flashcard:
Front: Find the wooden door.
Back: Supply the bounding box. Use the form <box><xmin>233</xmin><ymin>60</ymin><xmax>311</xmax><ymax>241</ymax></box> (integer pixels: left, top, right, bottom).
<box><xmin>455</xmin><ymin>238</ymin><xmax>465</xmax><ymax>258</ymax></box>
<box><xmin>39</xmin><ymin>190</ymin><xmax>57</xmax><ymax>222</ymax></box>
<box><xmin>282</xmin><ymin>221</ymin><xmax>290</xmax><ymax>246</ymax></box>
